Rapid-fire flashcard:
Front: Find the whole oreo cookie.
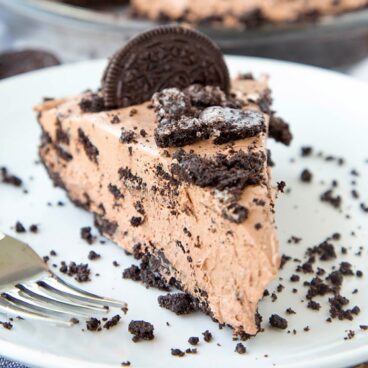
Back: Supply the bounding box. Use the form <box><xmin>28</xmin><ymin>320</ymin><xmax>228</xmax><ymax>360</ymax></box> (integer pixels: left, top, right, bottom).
<box><xmin>102</xmin><ymin>26</ymin><xmax>230</xmax><ymax>109</ymax></box>
<box><xmin>0</xmin><ymin>50</ymin><xmax>60</xmax><ymax>80</ymax></box>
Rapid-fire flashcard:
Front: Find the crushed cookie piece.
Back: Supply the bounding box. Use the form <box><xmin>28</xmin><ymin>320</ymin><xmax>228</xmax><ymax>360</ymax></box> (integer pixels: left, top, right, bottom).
<box><xmin>78</xmin><ymin>128</ymin><xmax>99</xmax><ymax>164</ymax></box>
<box><xmin>269</xmin><ymin>314</ymin><xmax>288</xmax><ymax>329</ymax></box>
<box><xmin>15</xmin><ymin>221</ymin><xmax>26</xmax><ymax>233</ymax></box>
<box><xmin>202</xmin><ymin>330</ymin><xmax>213</xmax><ymax>342</ymax></box>
<box><xmin>288</xmin><ymin>236</ymin><xmax>302</xmax><ymax>244</ymax></box>
<box><xmin>222</xmin><ymin>203</ymin><xmax>248</xmax><ymax>224</ymax></box>
<box><xmin>153</xmin><ymin>85</ymin><xmax>265</xmax><ymax>148</ymax></box>
<box><xmin>123</xmin><ymin>265</ymin><xmax>141</xmax><ymax>282</ymax></box>
<box><xmin>307</xmin><ymin>300</ymin><xmax>321</xmax><ymax>311</ymax></box>
<box><xmin>29</xmin><ymin>224</ymin><xmax>39</xmax><ymax>233</ymax></box>
<box><xmin>307</xmin><ymin>240</ymin><xmax>336</xmax><ymax>261</ymax></box>
<box><xmin>86</xmin><ymin>317</ymin><xmax>101</xmax><ymax>331</ymax></box>
<box><xmin>158</xmin><ymin>293</ymin><xmax>196</xmax><ymax>315</ymax></box>
<box><xmin>69</xmin><ymin>317</ymin><xmax>79</xmax><ymax>325</ymax></box>
<box><xmin>339</xmin><ymin>262</ymin><xmax>354</xmax><ymax>276</ymax></box>
<box><xmin>59</xmin><ymin>261</ymin><xmax>91</xmax><ymax>282</ymax></box>
<box><xmin>320</xmin><ymin>189</ymin><xmax>341</xmax><ymax>209</ymax></box>
<box><xmin>134</xmin><ymin>201</ymin><xmax>145</xmax><ymax>215</ymax></box>
<box><xmin>130</xmin><ymin>216</ymin><xmax>143</xmax><ymax>227</ymax></box>
<box><xmin>128</xmin><ymin>320</ymin><xmax>154</xmax><ymax>342</ymax></box>
<box><xmin>254</xmin><ymin>223</ymin><xmax>262</xmax><ymax>230</ymax></box>
<box><xmin>79</xmin><ymin>93</ymin><xmax>105</xmax><ymax>113</ymax></box>
<box><xmin>80</xmin><ymin>226</ymin><xmax>96</xmax><ymax>245</ymax></box>
<box><xmin>94</xmin><ymin>214</ymin><xmax>118</xmax><ymax>237</ymax></box>
<box><xmin>277</xmin><ymin>181</ymin><xmax>286</xmax><ymax>192</ymax></box>
<box><xmin>129</xmin><ymin>108</ymin><xmax>138</xmax><ymax>117</ymax></box>
<box><xmin>108</xmin><ymin>184</ymin><xmax>124</xmax><ymax>200</ymax></box>
<box><xmin>103</xmin><ymin>315</ymin><xmax>121</xmax><ymax>330</ymax></box>
<box><xmin>300</xmin><ymin>169</ymin><xmax>313</xmax><ymax>183</ymax></box>
<box><xmin>111</xmin><ymin>115</ymin><xmax>120</xmax><ymax>124</ymax></box>
<box><xmin>327</xmin><ymin>270</ymin><xmax>343</xmax><ymax>286</ymax></box>
<box><xmin>123</xmin><ymin>254</ymin><xmax>170</xmax><ymax>291</ymax></box>
<box><xmin>1</xmin><ymin>167</ymin><xmax>22</xmax><ymax>187</ymax></box>
<box><xmin>351</xmin><ymin>189</ymin><xmax>359</xmax><ymax>199</ymax></box>
<box><xmin>329</xmin><ymin>295</ymin><xmax>360</xmax><ymax>321</ymax></box>
<box><xmin>290</xmin><ymin>274</ymin><xmax>300</xmax><ymax>282</ymax></box>
<box><xmin>172</xmin><ymin>148</ymin><xmax>265</xmax><ymax>195</ymax></box>
<box><xmin>280</xmin><ymin>254</ymin><xmax>291</xmax><ymax>269</ymax></box>
<box><xmin>120</xmin><ymin>128</ymin><xmax>136</xmax><ymax>144</ymax></box>
<box><xmin>1</xmin><ymin>321</ymin><xmax>13</xmax><ymax>330</ymax></box>
<box><xmin>360</xmin><ymin>203</ymin><xmax>368</xmax><ymax>213</ymax></box>
<box><xmin>88</xmin><ymin>250</ymin><xmax>101</xmax><ymax>261</ymax></box>
<box><xmin>171</xmin><ymin>348</ymin><xmax>185</xmax><ymax>357</ymax></box>
<box><xmin>344</xmin><ymin>330</ymin><xmax>355</xmax><ymax>340</ymax></box>
<box><xmin>268</xmin><ymin>116</ymin><xmax>292</xmax><ymax>145</ymax></box>
<box><xmin>140</xmin><ymin>129</ymin><xmax>147</xmax><ymax>137</ymax></box>
<box><xmin>188</xmin><ymin>336</ymin><xmax>199</xmax><ymax>345</ymax></box>
<box><xmin>235</xmin><ymin>342</ymin><xmax>246</xmax><ymax>354</ymax></box>
<box><xmin>185</xmin><ymin>348</ymin><xmax>197</xmax><ymax>354</ymax></box>
<box><xmin>301</xmin><ymin>146</ymin><xmax>313</xmax><ymax>157</ymax></box>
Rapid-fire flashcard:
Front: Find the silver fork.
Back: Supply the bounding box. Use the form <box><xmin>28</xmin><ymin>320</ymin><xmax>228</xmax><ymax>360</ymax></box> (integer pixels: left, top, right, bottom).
<box><xmin>0</xmin><ymin>232</ymin><xmax>126</xmax><ymax>326</ymax></box>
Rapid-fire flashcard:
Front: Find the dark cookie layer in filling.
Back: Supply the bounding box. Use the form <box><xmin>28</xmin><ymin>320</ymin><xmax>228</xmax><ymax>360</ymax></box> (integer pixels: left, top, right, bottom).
<box><xmin>171</xmin><ymin>148</ymin><xmax>265</xmax><ymax>223</ymax></box>
<box><xmin>172</xmin><ymin>149</ymin><xmax>265</xmax><ymax>194</ymax></box>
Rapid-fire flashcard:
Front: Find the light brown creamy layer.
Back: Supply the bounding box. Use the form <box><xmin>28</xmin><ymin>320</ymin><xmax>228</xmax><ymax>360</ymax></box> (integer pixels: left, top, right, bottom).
<box><xmin>132</xmin><ymin>0</ymin><xmax>368</xmax><ymax>26</ymax></box>
<box><xmin>35</xmin><ymin>76</ymin><xmax>279</xmax><ymax>335</ymax></box>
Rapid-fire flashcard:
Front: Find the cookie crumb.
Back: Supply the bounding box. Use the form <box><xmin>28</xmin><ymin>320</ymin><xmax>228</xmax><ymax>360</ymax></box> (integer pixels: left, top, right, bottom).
<box><xmin>15</xmin><ymin>221</ymin><xmax>26</xmax><ymax>233</ymax></box>
<box><xmin>88</xmin><ymin>250</ymin><xmax>101</xmax><ymax>261</ymax></box>
<box><xmin>103</xmin><ymin>315</ymin><xmax>121</xmax><ymax>330</ymax></box>
<box><xmin>300</xmin><ymin>169</ymin><xmax>313</xmax><ymax>183</ymax></box>
<box><xmin>128</xmin><ymin>320</ymin><xmax>154</xmax><ymax>342</ymax></box>
<box><xmin>235</xmin><ymin>342</ymin><xmax>246</xmax><ymax>354</ymax></box>
<box><xmin>188</xmin><ymin>336</ymin><xmax>199</xmax><ymax>345</ymax></box>
<box><xmin>202</xmin><ymin>330</ymin><xmax>213</xmax><ymax>342</ymax></box>
<box><xmin>29</xmin><ymin>224</ymin><xmax>39</xmax><ymax>233</ymax></box>
<box><xmin>1</xmin><ymin>167</ymin><xmax>22</xmax><ymax>187</ymax></box>
<box><xmin>269</xmin><ymin>314</ymin><xmax>288</xmax><ymax>329</ymax></box>
<box><xmin>171</xmin><ymin>348</ymin><xmax>185</xmax><ymax>357</ymax></box>
<box><xmin>86</xmin><ymin>317</ymin><xmax>101</xmax><ymax>332</ymax></box>
<box><xmin>1</xmin><ymin>321</ymin><xmax>13</xmax><ymax>330</ymax></box>
<box><xmin>81</xmin><ymin>226</ymin><xmax>96</xmax><ymax>245</ymax></box>
<box><xmin>158</xmin><ymin>293</ymin><xmax>196</xmax><ymax>315</ymax></box>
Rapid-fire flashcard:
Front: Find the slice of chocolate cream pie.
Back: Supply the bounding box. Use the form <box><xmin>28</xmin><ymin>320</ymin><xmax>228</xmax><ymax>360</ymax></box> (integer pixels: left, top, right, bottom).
<box><xmin>35</xmin><ymin>26</ymin><xmax>291</xmax><ymax>337</ymax></box>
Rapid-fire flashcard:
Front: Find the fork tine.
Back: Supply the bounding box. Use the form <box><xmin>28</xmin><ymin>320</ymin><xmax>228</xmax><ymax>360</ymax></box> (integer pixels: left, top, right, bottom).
<box><xmin>1</xmin><ymin>290</ymin><xmax>88</xmax><ymax>318</ymax></box>
<box><xmin>0</xmin><ymin>295</ymin><xmax>72</xmax><ymax>326</ymax></box>
<box><xmin>38</xmin><ymin>276</ymin><xmax>126</xmax><ymax>308</ymax></box>
<box><xmin>15</xmin><ymin>283</ymin><xmax>108</xmax><ymax>315</ymax></box>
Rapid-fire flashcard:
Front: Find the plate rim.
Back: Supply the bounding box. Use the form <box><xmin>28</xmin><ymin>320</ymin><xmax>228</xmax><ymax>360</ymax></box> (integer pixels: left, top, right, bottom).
<box><xmin>0</xmin><ymin>56</ymin><xmax>367</xmax><ymax>368</ymax></box>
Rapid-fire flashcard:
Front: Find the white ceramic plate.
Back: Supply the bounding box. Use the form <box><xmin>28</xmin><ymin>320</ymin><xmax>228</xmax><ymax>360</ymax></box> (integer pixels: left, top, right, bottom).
<box><xmin>0</xmin><ymin>57</ymin><xmax>367</xmax><ymax>368</ymax></box>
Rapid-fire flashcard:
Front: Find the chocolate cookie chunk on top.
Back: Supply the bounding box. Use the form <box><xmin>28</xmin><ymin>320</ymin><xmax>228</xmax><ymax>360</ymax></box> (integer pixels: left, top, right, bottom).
<box><xmin>153</xmin><ymin>85</ymin><xmax>265</xmax><ymax>148</ymax></box>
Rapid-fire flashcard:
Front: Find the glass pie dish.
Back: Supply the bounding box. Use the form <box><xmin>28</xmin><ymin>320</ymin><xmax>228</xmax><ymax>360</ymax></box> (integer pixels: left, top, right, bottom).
<box><xmin>0</xmin><ymin>0</ymin><xmax>367</xmax><ymax>68</ymax></box>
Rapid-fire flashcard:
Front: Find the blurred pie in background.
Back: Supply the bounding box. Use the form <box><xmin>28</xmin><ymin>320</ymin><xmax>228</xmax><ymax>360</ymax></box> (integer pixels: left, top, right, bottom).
<box><xmin>130</xmin><ymin>0</ymin><xmax>368</xmax><ymax>28</ymax></box>
<box><xmin>58</xmin><ymin>0</ymin><xmax>368</xmax><ymax>28</ymax></box>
